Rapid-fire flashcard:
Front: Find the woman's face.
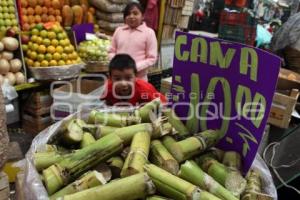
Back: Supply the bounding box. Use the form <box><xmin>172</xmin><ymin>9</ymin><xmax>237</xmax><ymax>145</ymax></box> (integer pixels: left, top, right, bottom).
<box><xmin>125</xmin><ymin>6</ymin><xmax>143</xmax><ymax>28</ymax></box>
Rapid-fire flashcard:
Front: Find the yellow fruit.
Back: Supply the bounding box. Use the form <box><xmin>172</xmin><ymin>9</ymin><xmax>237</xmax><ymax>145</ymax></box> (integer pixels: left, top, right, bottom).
<box><xmin>56</xmin><ymin>46</ymin><xmax>64</xmax><ymax>54</ymax></box>
<box><xmin>43</xmin><ymin>38</ymin><xmax>51</xmax><ymax>46</ymax></box>
<box><xmin>47</xmin><ymin>46</ymin><xmax>56</xmax><ymax>54</ymax></box>
<box><xmin>37</xmin><ymin>54</ymin><xmax>44</xmax><ymax>62</ymax></box>
<box><xmin>36</xmin><ymin>37</ymin><xmax>43</xmax><ymax>44</ymax></box>
<box><xmin>38</xmin><ymin>45</ymin><xmax>46</xmax><ymax>54</ymax></box>
<box><xmin>41</xmin><ymin>60</ymin><xmax>49</xmax><ymax>67</ymax></box>
<box><xmin>26</xmin><ymin>59</ymin><xmax>34</xmax><ymax>66</ymax></box>
<box><xmin>51</xmin><ymin>39</ymin><xmax>59</xmax><ymax>46</ymax></box>
<box><xmin>47</xmin><ymin>32</ymin><xmax>56</xmax><ymax>39</ymax></box>
<box><xmin>64</xmin><ymin>45</ymin><xmax>74</xmax><ymax>54</ymax></box>
<box><xmin>66</xmin><ymin>60</ymin><xmax>72</xmax><ymax>65</ymax></box>
<box><xmin>72</xmin><ymin>60</ymin><xmax>78</xmax><ymax>64</ymax></box>
<box><xmin>53</xmin><ymin>52</ymin><xmax>61</xmax><ymax>61</ymax></box>
<box><xmin>61</xmin><ymin>53</ymin><xmax>68</xmax><ymax>60</ymax></box>
<box><xmin>40</xmin><ymin>30</ymin><xmax>48</xmax><ymax>38</ymax></box>
<box><xmin>58</xmin><ymin>60</ymin><xmax>65</xmax><ymax>66</ymax></box>
<box><xmin>49</xmin><ymin>60</ymin><xmax>57</xmax><ymax>66</ymax></box>
<box><xmin>31</xmin><ymin>28</ymin><xmax>39</xmax><ymax>36</ymax></box>
<box><xmin>45</xmin><ymin>53</ymin><xmax>52</xmax><ymax>61</ymax></box>
<box><xmin>31</xmin><ymin>35</ymin><xmax>38</xmax><ymax>43</ymax></box>
<box><xmin>29</xmin><ymin>51</ymin><xmax>37</xmax><ymax>60</ymax></box>
<box><xmin>34</xmin><ymin>61</ymin><xmax>41</xmax><ymax>67</ymax></box>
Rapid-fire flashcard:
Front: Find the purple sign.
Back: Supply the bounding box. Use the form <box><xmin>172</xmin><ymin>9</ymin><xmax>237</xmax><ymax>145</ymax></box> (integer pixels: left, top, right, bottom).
<box><xmin>72</xmin><ymin>23</ymin><xmax>94</xmax><ymax>44</ymax></box>
<box><xmin>171</xmin><ymin>31</ymin><xmax>281</xmax><ymax>173</ymax></box>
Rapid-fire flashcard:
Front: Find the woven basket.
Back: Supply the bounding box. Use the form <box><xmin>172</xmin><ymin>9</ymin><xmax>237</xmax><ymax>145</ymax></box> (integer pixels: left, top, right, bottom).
<box><xmin>84</xmin><ymin>61</ymin><xmax>109</xmax><ymax>73</ymax></box>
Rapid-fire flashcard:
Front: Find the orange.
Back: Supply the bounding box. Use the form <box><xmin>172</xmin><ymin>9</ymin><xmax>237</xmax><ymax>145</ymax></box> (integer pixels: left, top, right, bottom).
<box><xmin>55</xmin><ymin>46</ymin><xmax>64</xmax><ymax>54</ymax></box>
<box><xmin>36</xmin><ymin>37</ymin><xmax>43</xmax><ymax>44</ymax></box>
<box><xmin>61</xmin><ymin>53</ymin><xmax>67</xmax><ymax>60</ymax></box>
<box><xmin>53</xmin><ymin>52</ymin><xmax>61</xmax><ymax>61</ymax></box>
<box><xmin>49</xmin><ymin>60</ymin><xmax>57</xmax><ymax>66</ymax></box>
<box><xmin>34</xmin><ymin>61</ymin><xmax>41</xmax><ymax>67</ymax></box>
<box><xmin>51</xmin><ymin>39</ymin><xmax>59</xmax><ymax>46</ymax></box>
<box><xmin>31</xmin><ymin>35</ymin><xmax>38</xmax><ymax>43</ymax></box>
<box><xmin>40</xmin><ymin>30</ymin><xmax>48</xmax><ymax>38</ymax></box>
<box><xmin>31</xmin><ymin>28</ymin><xmax>39</xmax><ymax>36</ymax></box>
<box><xmin>47</xmin><ymin>32</ymin><xmax>56</xmax><ymax>40</ymax></box>
<box><xmin>66</xmin><ymin>60</ymin><xmax>72</xmax><ymax>65</ymax></box>
<box><xmin>58</xmin><ymin>60</ymin><xmax>65</xmax><ymax>66</ymax></box>
<box><xmin>29</xmin><ymin>51</ymin><xmax>37</xmax><ymax>60</ymax></box>
<box><xmin>40</xmin><ymin>60</ymin><xmax>49</xmax><ymax>67</ymax></box>
<box><xmin>26</xmin><ymin>59</ymin><xmax>34</xmax><ymax>66</ymax></box>
<box><xmin>37</xmin><ymin>54</ymin><xmax>44</xmax><ymax>62</ymax></box>
<box><xmin>47</xmin><ymin>46</ymin><xmax>55</xmax><ymax>54</ymax></box>
<box><xmin>43</xmin><ymin>38</ymin><xmax>51</xmax><ymax>46</ymax></box>
<box><xmin>38</xmin><ymin>45</ymin><xmax>46</xmax><ymax>54</ymax></box>
<box><xmin>45</xmin><ymin>53</ymin><xmax>52</xmax><ymax>61</ymax></box>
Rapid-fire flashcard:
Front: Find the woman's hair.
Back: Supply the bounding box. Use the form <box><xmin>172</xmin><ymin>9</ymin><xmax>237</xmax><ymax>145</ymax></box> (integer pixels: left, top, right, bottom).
<box><xmin>109</xmin><ymin>54</ymin><xmax>137</xmax><ymax>75</ymax></box>
<box><xmin>123</xmin><ymin>2</ymin><xmax>145</xmax><ymax>19</ymax></box>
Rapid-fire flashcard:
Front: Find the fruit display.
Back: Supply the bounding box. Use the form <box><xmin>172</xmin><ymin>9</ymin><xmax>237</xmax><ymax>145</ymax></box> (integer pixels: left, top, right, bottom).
<box><xmin>20</xmin><ymin>0</ymin><xmax>96</xmax><ymax>31</ymax></box>
<box><xmin>78</xmin><ymin>38</ymin><xmax>110</xmax><ymax>64</ymax></box>
<box><xmin>0</xmin><ymin>34</ymin><xmax>25</xmax><ymax>86</ymax></box>
<box><xmin>0</xmin><ymin>0</ymin><xmax>19</xmax><ymax>32</ymax></box>
<box><xmin>25</xmin><ymin>99</ymin><xmax>273</xmax><ymax>199</ymax></box>
<box><xmin>20</xmin><ymin>0</ymin><xmax>63</xmax><ymax>31</ymax></box>
<box><xmin>22</xmin><ymin>23</ymin><xmax>81</xmax><ymax>67</ymax></box>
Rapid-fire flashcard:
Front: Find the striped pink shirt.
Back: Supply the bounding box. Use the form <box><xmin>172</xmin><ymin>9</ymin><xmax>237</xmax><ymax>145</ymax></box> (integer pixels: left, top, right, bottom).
<box><xmin>108</xmin><ymin>22</ymin><xmax>158</xmax><ymax>80</ymax></box>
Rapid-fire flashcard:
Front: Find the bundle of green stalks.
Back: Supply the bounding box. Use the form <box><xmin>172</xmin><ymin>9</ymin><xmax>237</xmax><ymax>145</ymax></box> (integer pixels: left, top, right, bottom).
<box><xmin>31</xmin><ymin>100</ymin><xmax>271</xmax><ymax>200</ymax></box>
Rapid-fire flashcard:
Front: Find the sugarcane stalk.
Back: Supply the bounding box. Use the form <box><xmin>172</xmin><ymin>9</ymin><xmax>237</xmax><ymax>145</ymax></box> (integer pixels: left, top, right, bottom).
<box><xmin>45</xmin><ymin>145</ymin><xmax>70</xmax><ymax>154</ymax></box>
<box><xmin>61</xmin><ymin>119</ymin><xmax>86</xmax><ymax>145</ymax></box>
<box><xmin>197</xmin><ymin>156</ymin><xmax>247</xmax><ymax>197</ymax></box>
<box><xmin>137</xmin><ymin>98</ymin><xmax>161</xmax><ymax>122</ymax></box>
<box><xmin>88</xmin><ymin>110</ymin><xmax>141</xmax><ymax>127</ymax></box>
<box><xmin>150</xmin><ymin>140</ymin><xmax>179</xmax><ymax>175</ymax></box>
<box><xmin>42</xmin><ymin>133</ymin><xmax>124</xmax><ymax>195</ymax></box>
<box><xmin>106</xmin><ymin>156</ymin><xmax>124</xmax><ymax>178</ymax></box>
<box><xmin>81</xmin><ymin>124</ymin><xmax>101</xmax><ymax>139</ymax></box>
<box><xmin>147</xmin><ymin>195</ymin><xmax>171</xmax><ymax>200</ymax></box>
<box><xmin>241</xmin><ymin>169</ymin><xmax>272</xmax><ymax>200</ymax></box>
<box><xmin>113</xmin><ymin>123</ymin><xmax>153</xmax><ymax>145</ymax></box>
<box><xmin>99</xmin><ymin>125</ymin><xmax>119</xmax><ymax>137</ymax></box>
<box><xmin>121</xmin><ymin>131</ymin><xmax>151</xmax><ymax>177</ymax></box>
<box><xmin>50</xmin><ymin>170</ymin><xmax>106</xmax><ymax>200</ymax></box>
<box><xmin>63</xmin><ymin>173</ymin><xmax>156</xmax><ymax>200</ymax></box>
<box><xmin>222</xmin><ymin>151</ymin><xmax>242</xmax><ymax>172</ymax></box>
<box><xmin>163</xmin><ymin>108</ymin><xmax>189</xmax><ymax>137</ymax></box>
<box><xmin>162</xmin><ymin>136</ymin><xmax>177</xmax><ymax>151</ymax></box>
<box><xmin>168</xmin><ymin>130</ymin><xmax>222</xmax><ymax>163</ymax></box>
<box><xmin>144</xmin><ymin>164</ymin><xmax>221</xmax><ymax>200</ymax></box>
<box><xmin>80</xmin><ymin>132</ymin><xmax>96</xmax><ymax>148</ymax></box>
<box><xmin>34</xmin><ymin>151</ymin><xmax>66</xmax><ymax>172</ymax></box>
<box><xmin>178</xmin><ymin>160</ymin><xmax>238</xmax><ymax>200</ymax></box>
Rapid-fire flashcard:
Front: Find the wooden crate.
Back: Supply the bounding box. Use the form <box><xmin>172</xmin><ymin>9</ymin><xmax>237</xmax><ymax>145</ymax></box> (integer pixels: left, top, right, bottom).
<box><xmin>268</xmin><ymin>89</ymin><xmax>299</xmax><ymax>128</ymax></box>
<box><xmin>0</xmin><ymin>172</ymin><xmax>9</xmax><ymax>200</ymax></box>
<box><xmin>22</xmin><ymin>112</ymin><xmax>52</xmax><ymax>135</ymax></box>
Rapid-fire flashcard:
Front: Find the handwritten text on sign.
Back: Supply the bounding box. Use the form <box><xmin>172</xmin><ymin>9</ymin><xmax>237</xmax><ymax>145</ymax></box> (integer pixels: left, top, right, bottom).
<box><xmin>171</xmin><ymin>32</ymin><xmax>281</xmax><ymax>173</ymax></box>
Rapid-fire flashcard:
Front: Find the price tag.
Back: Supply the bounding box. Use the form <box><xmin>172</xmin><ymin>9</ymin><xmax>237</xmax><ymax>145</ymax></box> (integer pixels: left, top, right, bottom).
<box><xmin>86</xmin><ymin>33</ymin><xmax>98</xmax><ymax>41</ymax></box>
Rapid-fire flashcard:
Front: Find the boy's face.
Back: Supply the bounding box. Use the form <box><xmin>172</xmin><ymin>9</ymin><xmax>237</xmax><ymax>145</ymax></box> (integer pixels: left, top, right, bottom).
<box><xmin>110</xmin><ymin>68</ymin><xmax>136</xmax><ymax>99</ymax></box>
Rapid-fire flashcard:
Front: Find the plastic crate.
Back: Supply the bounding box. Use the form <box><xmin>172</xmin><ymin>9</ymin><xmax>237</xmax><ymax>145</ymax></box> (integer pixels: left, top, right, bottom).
<box><xmin>218</xmin><ymin>24</ymin><xmax>256</xmax><ymax>46</ymax></box>
<box><xmin>220</xmin><ymin>11</ymin><xmax>257</xmax><ymax>26</ymax></box>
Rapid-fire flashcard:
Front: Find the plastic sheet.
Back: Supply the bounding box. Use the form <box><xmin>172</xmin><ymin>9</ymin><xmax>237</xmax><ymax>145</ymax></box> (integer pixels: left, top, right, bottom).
<box><xmin>23</xmin><ymin>108</ymin><xmax>278</xmax><ymax>200</ymax></box>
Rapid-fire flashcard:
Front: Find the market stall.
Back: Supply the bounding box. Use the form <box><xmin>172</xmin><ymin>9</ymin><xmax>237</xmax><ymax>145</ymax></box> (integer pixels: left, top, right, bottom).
<box><xmin>0</xmin><ymin>0</ymin><xmax>299</xmax><ymax>199</ymax></box>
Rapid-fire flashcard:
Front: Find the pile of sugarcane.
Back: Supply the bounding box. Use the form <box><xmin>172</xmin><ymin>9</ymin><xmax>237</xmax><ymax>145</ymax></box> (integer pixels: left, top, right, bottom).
<box><xmin>32</xmin><ymin>99</ymin><xmax>273</xmax><ymax>200</ymax></box>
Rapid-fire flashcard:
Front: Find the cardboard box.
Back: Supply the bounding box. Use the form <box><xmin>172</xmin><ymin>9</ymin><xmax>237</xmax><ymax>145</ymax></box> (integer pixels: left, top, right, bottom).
<box><xmin>277</xmin><ymin>68</ymin><xmax>300</xmax><ymax>90</ymax></box>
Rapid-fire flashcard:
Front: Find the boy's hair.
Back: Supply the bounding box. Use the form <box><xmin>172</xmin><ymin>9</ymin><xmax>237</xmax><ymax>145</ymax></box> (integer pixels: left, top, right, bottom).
<box><xmin>123</xmin><ymin>2</ymin><xmax>145</xmax><ymax>19</ymax></box>
<box><xmin>109</xmin><ymin>54</ymin><xmax>137</xmax><ymax>75</ymax></box>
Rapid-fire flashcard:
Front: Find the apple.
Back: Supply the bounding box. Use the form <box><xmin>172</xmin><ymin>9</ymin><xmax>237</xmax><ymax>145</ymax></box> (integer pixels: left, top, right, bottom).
<box><xmin>21</xmin><ymin>35</ymin><xmax>30</xmax><ymax>44</ymax></box>
<box><xmin>6</xmin><ymin>27</ymin><xmax>16</xmax><ymax>37</ymax></box>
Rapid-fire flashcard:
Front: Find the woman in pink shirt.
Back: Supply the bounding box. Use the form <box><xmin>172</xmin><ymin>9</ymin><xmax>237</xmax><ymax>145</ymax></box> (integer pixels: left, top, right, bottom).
<box><xmin>109</xmin><ymin>2</ymin><xmax>158</xmax><ymax>81</ymax></box>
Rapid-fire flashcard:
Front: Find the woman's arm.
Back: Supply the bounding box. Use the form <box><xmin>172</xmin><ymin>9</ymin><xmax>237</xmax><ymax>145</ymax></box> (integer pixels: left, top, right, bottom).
<box><xmin>136</xmin><ymin>29</ymin><xmax>158</xmax><ymax>71</ymax></box>
<box><xmin>108</xmin><ymin>29</ymin><xmax>119</xmax><ymax>60</ymax></box>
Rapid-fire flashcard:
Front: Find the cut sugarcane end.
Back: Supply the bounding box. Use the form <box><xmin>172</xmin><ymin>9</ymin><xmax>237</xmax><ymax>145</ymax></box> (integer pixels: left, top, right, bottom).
<box><xmin>43</xmin><ymin>164</ymin><xmax>65</xmax><ymax>195</ymax></box>
<box><xmin>94</xmin><ymin>171</ymin><xmax>107</xmax><ymax>185</ymax></box>
<box><xmin>225</xmin><ymin>171</ymin><xmax>247</xmax><ymax>196</ymax></box>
